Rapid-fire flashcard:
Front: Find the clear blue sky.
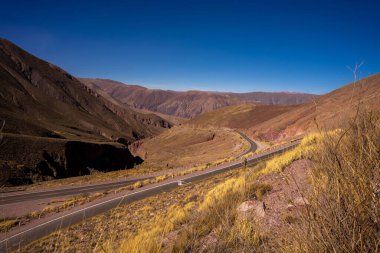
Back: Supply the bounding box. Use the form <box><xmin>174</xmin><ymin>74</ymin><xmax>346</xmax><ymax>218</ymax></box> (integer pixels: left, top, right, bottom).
<box><xmin>1</xmin><ymin>0</ymin><xmax>379</xmax><ymax>94</ymax></box>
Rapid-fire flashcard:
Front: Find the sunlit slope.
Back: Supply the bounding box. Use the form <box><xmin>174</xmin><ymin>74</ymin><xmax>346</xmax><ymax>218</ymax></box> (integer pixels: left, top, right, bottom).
<box><xmin>249</xmin><ymin>73</ymin><xmax>380</xmax><ymax>140</ymax></box>
<box><xmin>131</xmin><ymin>126</ymin><xmax>247</xmax><ymax>169</ymax></box>
<box><xmin>189</xmin><ymin>74</ymin><xmax>380</xmax><ymax>141</ymax></box>
<box><xmin>189</xmin><ymin>103</ymin><xmax>296</xmax><ymax>129</ymax></box>
<box><xmin>0</xmin><ymin>38</ymin><xmax>170</xmax><ymax>142</ymax></box>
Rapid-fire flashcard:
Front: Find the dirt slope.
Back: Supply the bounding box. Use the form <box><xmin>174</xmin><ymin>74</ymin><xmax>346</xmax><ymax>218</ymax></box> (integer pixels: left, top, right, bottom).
<box><xmin>249</xmin><ymin>73</ymin><xmax>380</xmax><ymax>140</ymax></box>
<box><xmin>189</xmin><ymin>103</ymin><xmax>296</xmax><ymax>129</ymax></box>
<box><xmin>0</xmin><ymin>38</ymin><xmax>170</xmax><ymax>142</ymax></box>
<box><xmin>130</xmin><ymin>126</ymin><xmax>246</xmax><ymax>170</ymax></box>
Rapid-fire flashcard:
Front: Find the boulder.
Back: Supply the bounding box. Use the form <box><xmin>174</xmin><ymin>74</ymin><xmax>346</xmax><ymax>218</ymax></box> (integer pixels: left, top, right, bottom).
<box><xmin>237</xmin><ymin>200</ymin><xmax>266</xmax><ymax>218</ymax></box>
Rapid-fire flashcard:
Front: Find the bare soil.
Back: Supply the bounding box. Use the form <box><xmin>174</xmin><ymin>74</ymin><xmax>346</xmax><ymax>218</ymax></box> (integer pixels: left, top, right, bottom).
<box><xmin>256</xmin><ymin>159</ymin><xmax>312</xmax><ymax>248</ymax></box>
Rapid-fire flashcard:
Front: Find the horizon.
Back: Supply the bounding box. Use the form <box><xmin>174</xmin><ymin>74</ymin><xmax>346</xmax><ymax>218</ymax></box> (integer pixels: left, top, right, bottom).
<box><xmin>1</xmin><ymin>0</ymin><xmax>379</xmax><ymax>94</ymax></box>
<box><xmin>81</xmin><ymin>76</ymin><xmax>325</xmax><ymax>95</ymax></box>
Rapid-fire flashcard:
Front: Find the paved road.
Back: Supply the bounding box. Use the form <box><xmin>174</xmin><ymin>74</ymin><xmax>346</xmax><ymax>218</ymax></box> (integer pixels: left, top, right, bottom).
<box><xmin>238</xmin><ymin>132</ymin><xmax>258</xmax><ymax>156</ymax></box>
<box><xmin>0</xmin><ymin>138</ymin><xmax>299</xmax><ymax>252</ymax></box>
<box><xmin>0</xmin><ymin>131</ymin><xmax>256</xmax><ymax>206</ymax></box>
<box><xmin>0</xmin><ymin>177</ymin><xmax>153</xmax><ymax>205</ymax></box>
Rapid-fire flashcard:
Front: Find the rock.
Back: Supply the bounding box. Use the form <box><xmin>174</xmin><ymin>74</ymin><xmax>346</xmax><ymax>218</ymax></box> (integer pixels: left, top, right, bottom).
<box><xmin>287</xmin><ymin>204</ymin><xmax>295</xmax><ymax>210</ymax></box>
<box><xmin>293</xmin><ymin>197</ymin><xmax>309</xmax><ymax>206</ymax></box>
<box><xmin>237</xmin><ymin>200</ymin><xmax>266</xmax><ymax>218</ymax></box>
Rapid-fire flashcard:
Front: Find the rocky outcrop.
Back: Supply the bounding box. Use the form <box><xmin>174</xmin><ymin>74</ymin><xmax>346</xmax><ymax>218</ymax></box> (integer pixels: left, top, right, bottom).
<box><xmin>64</xmin><ymin>141</ymin><xmax>142</xmax><ymax>176</ymax></box>
<box><xmin>0</xmin><ymin>140</ymin><xmax>143</xmax><ymax>186</ymax></box>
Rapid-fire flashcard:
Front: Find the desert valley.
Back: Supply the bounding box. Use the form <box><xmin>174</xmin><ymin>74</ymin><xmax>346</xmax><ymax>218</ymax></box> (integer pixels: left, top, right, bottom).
<box><xmin>1</xmin><ymin>1</ymin><xmax>379</xmax><ymax>252</ymax></box>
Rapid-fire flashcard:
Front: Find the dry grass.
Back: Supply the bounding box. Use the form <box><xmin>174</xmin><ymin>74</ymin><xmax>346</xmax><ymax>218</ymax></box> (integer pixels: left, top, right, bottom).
<box><xmin>108</xmin><ymin>170</ymin><xmax>266</xmax><ymax>253</ymax></box>
<box><xmin>41</xmin><ymin>192</ymin><xmax>106</xmax><ymax>214</ymax></box>
<box><xmin>1</xmin><ymin>192</ymin><xmax>108</xmax><ymax>232</ymax></box>
<box><xmin>286</xmin><ymin>111</ymin><xmax>380</xmax><ymax>253</ymax></box>
<box><xmin>134</xmin><ymin>126</ymin><xmax>246</xmax><ymax>170</ymax></box>
<box><xmin>19</xmin><ymin>116</ymin><xmax>379</xmax><ymax>252</ymax></box>
<box><xmin>112</xmin><ymin>202</ymin><xmax>195</xmax><ymax>253</ymax></box>
<box><xmin>0</xmin><ymin>219</ymin><xmax>18</xmax><ymax>232</ymax></box>
<box><xmin>254</xmin><ymin>132</ymin><xmax>319</xmax><ymax>176</ymax></box>
<box><xmin>22</xmin><ymin>170</ymin><xmax>239</xmax><ymax>252</ymax></box>
<box><xmin>169</xmin><ymin>170</ymin><xmax>271</xmax><ymax>252</ymax></box>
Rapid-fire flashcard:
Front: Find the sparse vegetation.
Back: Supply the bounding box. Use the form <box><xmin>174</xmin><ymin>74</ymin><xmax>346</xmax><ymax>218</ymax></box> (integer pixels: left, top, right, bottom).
<box><xmin>1</xmin><ymin>192</ymin><xmax>107</xmax><ymax>231</ymax></box>
<box><xmin>254</xmin><ymin>131</ymin><xmax>340</xmax><ymax>177</ymax></box>
<box><xmin>115</xmin><ymin>202</ymin><xmax>195</xmax><ymax>253</ymax></box>
<box><xmin>17</xmin><ymin>112</ymin><xmax>380</xmax><ymax>252</ymax></box>
<box><xmin>286</xmin><ymin>111</ymin><xmax>380</xmax><ymax>252</ymax></box>
<box><xmin>22</xmin><ymin>171</ymin><xmax>238</xmax><ymax>252</ymax></box>
<box><xmin>0</xmin><ymin>219</ymin><xmax>18</xmax><ymax>232</ymax></box>
<box><xmin>168</xmin><ymin>170</ymin><xmax>274</xmax><ymax>252</ymax></box>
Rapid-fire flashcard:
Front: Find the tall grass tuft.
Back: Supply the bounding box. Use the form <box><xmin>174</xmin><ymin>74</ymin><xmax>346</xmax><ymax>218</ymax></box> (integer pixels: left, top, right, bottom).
<box><xmin>171</xmin><ymin>172</ymin><xmax>269</xmax><ymax>252</ymax></box>
<box><xmin>287</xmin><ymin>111</ymin><xmax>380</xmax><ymax>252</ymax></box>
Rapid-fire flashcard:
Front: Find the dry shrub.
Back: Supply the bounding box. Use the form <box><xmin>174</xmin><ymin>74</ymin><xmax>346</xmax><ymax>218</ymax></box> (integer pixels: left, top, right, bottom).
<box><xmin>288</xmin><ymin>111</ymin><xmax>380</xmax><ymax>253</ymax></box>
<box><xmin>256</xmin><ymin>132</ymin><xmax>320</xmax><ymax>176</ymax></box>
<box><xmin>171</xmin><ymin>173</ymin><xmax>269</xmax><ymax>253</ymax></box>
<box><xmin>112</xmin><ymin>202</ymin><xmax>195</xmax><ymax>253</ymax></box>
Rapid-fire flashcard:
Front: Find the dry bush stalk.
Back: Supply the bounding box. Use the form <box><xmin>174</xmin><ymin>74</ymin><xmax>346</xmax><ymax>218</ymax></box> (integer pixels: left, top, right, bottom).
<box><xmin>288</xmin><ymin>111</ymin><xmax>380</xmax><ymax>253</ymax></box>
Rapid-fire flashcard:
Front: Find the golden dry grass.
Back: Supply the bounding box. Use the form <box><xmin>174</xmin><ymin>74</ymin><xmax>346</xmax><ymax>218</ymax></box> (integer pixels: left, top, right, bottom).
<box><xmin>0</xmin><ymin>219</ymin><xmax>18</xmax><ymax>232</ymax></box>
<box><xmin>20</xmin><ymin>117</ymin><xmax>379</xmax><ymax>253</ymax></box>
<box><xmin>21</xmin><ymin>170</ymin><xmax>240</xmax><ymax>252</ymax></box>
<box><xmin>285</xmin><ymin>111</ymin><xmax>380</xmax><ymax>253</ymax></box>
<box><xmin>134</xmin><ymin>125</ymin><xmax>247</xmax><ymax>170</ymax></box>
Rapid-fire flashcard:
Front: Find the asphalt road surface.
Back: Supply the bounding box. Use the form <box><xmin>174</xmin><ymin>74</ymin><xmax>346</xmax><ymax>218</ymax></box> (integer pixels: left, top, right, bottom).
<box><xmin>0</xmin><ymin>138</ymin><xmax>299</xmax><ymax>252</ymax></box>
<box><xmin>0</xmin><ymin>177</ymin><xmax>153</xmax><ymax>206</ymax></box>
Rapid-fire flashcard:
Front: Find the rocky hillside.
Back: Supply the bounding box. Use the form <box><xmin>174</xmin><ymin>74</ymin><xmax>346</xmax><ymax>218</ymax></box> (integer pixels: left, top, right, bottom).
<box><xmin>80</xmin><ymin>78</ymin><xmax>317</xmax><ymax>118</ymax></box>
<box><xmin>0</xmin><ymin>38</ymin><xmax>171</xmax><ymax>185</ymax></box>
<box><xmin>0</xmin><ymin>38</ymin><xmax>171</xmax><ymax>142</ymax></box>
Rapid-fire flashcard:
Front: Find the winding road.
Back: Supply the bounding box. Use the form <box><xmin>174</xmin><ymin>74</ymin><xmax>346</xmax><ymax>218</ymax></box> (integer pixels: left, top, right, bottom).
<box><xmin>1</xmin><ymin>132</ymin><xmax>255</xmax><ymax>206</ymax></box>
<box><xmin>0</xmin><ymin>134</ymin><xmax>300</xmax><ymax>252</ymax></box>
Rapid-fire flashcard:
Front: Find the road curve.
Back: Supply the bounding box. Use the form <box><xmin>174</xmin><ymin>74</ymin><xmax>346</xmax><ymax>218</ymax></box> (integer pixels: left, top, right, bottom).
<box><xmin>237</xmin><ymin>131</ymin><xmax>258</xmax><ymax>156</ymax></box>
<box><xmin>0</xmin><ymin>139</ymin><xmax>300</xmax><ymax>252</ymax></box>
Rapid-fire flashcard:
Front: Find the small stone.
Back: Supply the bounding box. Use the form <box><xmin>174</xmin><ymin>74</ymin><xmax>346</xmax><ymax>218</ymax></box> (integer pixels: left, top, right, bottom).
<box><xmin>287</xmin><ymin>204</ymin><xmax>295</xmax><ymax>210</ymax></box>
<box><xmin>237</xmin><ymin>200</ymin><xmax>266</xmax><ymax>218</ymax></box>
<box><xmin>293</xmin><ymin>197</ymin><xmax>309</xmax><ymax>206</ymax></box>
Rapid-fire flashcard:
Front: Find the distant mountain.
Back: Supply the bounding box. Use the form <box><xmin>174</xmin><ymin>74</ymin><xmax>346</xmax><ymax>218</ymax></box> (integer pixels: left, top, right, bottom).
<box><xmin>0</xmin><ymin>38</ymin><xmax>170</xmax><ymax>142</ymax></box>
<box><xmin>80</xmin><ymin>78</ymin><xmax>318</xmax><ymax>118</ymax></box>
<box><xmin>189</xmin><ymin>74</ymin><xmax>380</xmax><ymax>141</ymax></box>
<box><xmin>189</xmin><ymin>103</ymin><xmax>297</xmax><ymax>129</ymax></box>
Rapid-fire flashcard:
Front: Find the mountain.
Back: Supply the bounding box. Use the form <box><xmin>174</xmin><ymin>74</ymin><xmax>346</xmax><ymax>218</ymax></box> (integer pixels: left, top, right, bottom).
<box><xmin>250</xmin><ymin>73</ymin><xmax>380</xmax><ymax>140</ymax></box>
<box><xmin>189</xmin><ymin>103</ymin><xmax>297</xmax><ymax>129</ymax></box>
<box><xmin>0</xmin><ymin>38</ymin><xmax>170</xmax><ymax>185</ymax></box>
<box><xmin>0</xmin><ymin>38</ymin><xmax>170</xmax><ymax>142</ymax></box>
<box><xmin>80</xmin><ymin>78</ymin><xmax>318</xmax><ymax>118</ymax></box>
<box><xmin>189</xmin><ymin>74</ymin><xmax>380</xmax><ymax>141</ymax></box>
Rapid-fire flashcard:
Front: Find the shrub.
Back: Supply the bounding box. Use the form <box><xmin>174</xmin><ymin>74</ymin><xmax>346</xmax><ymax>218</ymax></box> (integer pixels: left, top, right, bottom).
<box><xmin>0</xmin><ymin>219</ymin><xmax>18</xmax><ymax>232</ymax></box>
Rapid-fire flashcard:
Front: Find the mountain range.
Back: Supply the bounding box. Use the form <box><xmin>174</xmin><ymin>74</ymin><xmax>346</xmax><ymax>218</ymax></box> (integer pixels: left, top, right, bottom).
<box><xmin>80</xmin><ymin>78</ymin><xmax>318</xmax><ymax>118</ymax></box>
<box><xmin>1</xmin><ymin>37</ymin><xmax>379</xmax><ymax>185</ymax></box>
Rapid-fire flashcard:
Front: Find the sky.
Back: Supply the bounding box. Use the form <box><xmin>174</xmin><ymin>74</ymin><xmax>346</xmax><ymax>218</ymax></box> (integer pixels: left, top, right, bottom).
<box><xmin>1</xmin><ymin>0</ymin><xmax>379</xmax><ymax>94</ymax></box>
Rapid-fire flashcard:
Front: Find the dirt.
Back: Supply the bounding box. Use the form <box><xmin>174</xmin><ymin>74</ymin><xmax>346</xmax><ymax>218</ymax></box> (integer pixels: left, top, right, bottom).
<box><xmin>255</xmin><ymin>159</ymin><xmax>312</xmax><ymax>246</ymax></box>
